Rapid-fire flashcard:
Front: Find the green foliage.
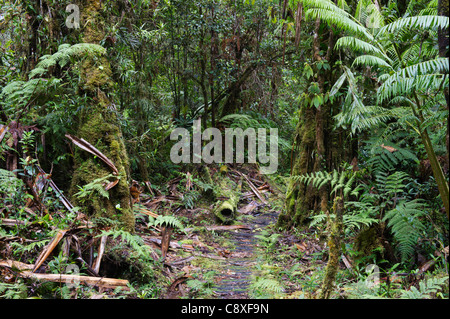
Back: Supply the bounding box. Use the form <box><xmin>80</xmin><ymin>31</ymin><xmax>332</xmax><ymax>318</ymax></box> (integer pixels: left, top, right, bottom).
<box><xmin>1</xmin><ymin>43</ymin><xmax>106</xmax><ymax>109</ymax></box>
<box><xmin>147</xmin><ymin>215</ymin><xmax>184</xmax><ymax>231</ymax></box>
<box><xmin>250</xmin><ymin>277</ymin><xmax>284</xmax><ymax>297</ymax></box>
<box><xmin>255</xmin><ymin>230</ymin><xmax>282</xmax><ymax>251</ymax></box>
<box><xmin>10</xmin><ymin>238</ymin><xmax>50</xmax><ymax>260</ymax></box>
<box><xmin>399</xmin><ymin>276</ymin><xmax>449</xmax><ymax>299</ymax></box>
<box><xmin>366</xmin><ymin>142</ymin><xmax>419</xmax><ymax>175</ymax></box>
<box><xmin>181</xmin><ymin>191</ymin><xmax>201</xmax><ymax>210</ymax></box>
<box><xmin>97</xmin><ymin>229</ymin><xmax>152</xmax><ymax>260</ymax></box>
<box><xmin>310</xmin><ymin>211</ymin><xmax>378</xmax><ymax>234</ymax></box>
<box><xmin>291</xmin><ymin>168</ymin><xmax>358</xmax><ymax>198</ymax></box>
<box><xmin>0</xmin><ymin>168</ymin><xmax>24</xmax><ymax>195</ymax></box>
<box><xmin>30</xmin><ymin>43</ymin><xmax>106</xmax><ymax>78</ymax></box>
<box><xmin>74</xmin><ymin>174</ymin><xmax>118</xmax><ymax>201</ymax></box>
<box><xmin>383</xmin><ymin>200</ymin><xmax>428</xmax><ymax>262</ymax></box>
<box><xmin>0</xmin><ymin>281</ymin><xmax>28</xmax><ymax>299</ymax></box>
<box><xmin>220</xmin><ymin>112</ymin><xmax>291</xmax><ymax>154</ymax></box>
<box><xmin>186</xmin><ymin>271</ymin><xmax>216</xmax><ymax>297</ymax></box>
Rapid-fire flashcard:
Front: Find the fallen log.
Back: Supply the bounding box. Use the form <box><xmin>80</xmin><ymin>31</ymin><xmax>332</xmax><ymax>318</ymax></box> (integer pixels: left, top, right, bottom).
<box><xmin>238</xmin><ymin>201</ymin><xmax>259</xmax><ymax>215</ymax></box>
<box><xmin>0</xmin><ymin>218</ymin><xmax>27</xmax><ymax>226</ymax></box>
<box><xmin>214</xmin><ymin>195</ymin><xmax>238</xmax><ymax>224</ymax></box>
<box><xmin>22</xmin><ymin>272</ymin><xmax>130</xmax><ymax>290</ymax></box>
<box><xmin>0</xmin><ymin>260</ymin><xmax>130</xmax><ymax>290</ymax></box>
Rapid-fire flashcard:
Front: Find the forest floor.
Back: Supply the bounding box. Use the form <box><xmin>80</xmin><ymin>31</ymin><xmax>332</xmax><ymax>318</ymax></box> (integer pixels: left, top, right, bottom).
<box><xmin>153</xmin><ymin>166</ymin><xmax>329</xmax><ymax>299</ymax></box>
<box><xmin>1</xmin><ymin>163</ymin><xmax>447</xmax><ymax>299</ymax></box>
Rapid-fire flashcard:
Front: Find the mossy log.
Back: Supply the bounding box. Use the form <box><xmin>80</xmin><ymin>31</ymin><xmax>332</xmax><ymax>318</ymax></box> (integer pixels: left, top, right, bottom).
<box><xmin>214</xmin><ymin>194</ymin><xmax>239</xmax><ymax>224</ymax></box>
<box><xmin>213</xmin><ymin>172</ymin><xmax>240</xmax><ymax>224</ymax></box>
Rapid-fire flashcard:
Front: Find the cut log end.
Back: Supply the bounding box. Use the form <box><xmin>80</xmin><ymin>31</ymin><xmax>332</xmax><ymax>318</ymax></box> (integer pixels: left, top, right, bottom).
<box><xmin>214</xmin><ymin>200</ymin><xmax>236</xmax><ymax>224</ymax></box>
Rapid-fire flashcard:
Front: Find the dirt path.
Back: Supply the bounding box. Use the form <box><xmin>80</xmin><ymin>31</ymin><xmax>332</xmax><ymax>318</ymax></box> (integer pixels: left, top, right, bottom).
<box><xmin>212</xmin><ymin>210</ymin><xmax>279</xmax><ymax>299</ymax></box>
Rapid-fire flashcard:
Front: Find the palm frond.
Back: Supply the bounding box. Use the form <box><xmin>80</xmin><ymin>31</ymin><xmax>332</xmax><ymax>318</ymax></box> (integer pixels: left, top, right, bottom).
<box><xmin>379</xmin><ymin>15</ymin><xmax>449</xmax><ymax>34</ymax></box>
<box><xmin>352</xmin><ymin>55</ymin><xmax>392</xmax><ymax>69</ymax></box>
<box><xmin>300</xmin><ymin>0</ymin><xmax>374</xmax><ymax>40</ymax></box>
<box><xmin>335</xmin><ymin>36</ymin><xmax>390</xmax><ymax>62</ymax></box>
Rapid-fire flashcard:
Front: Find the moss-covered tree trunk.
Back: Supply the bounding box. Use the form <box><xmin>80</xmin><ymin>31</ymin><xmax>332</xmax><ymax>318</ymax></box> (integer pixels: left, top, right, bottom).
<box><xmin>278</xmin><ymin>19</ymin><xmax>353</xmax><ymax>229</ymax></box>
<box><xmin>278</xmin><ymin>20</ymin><xmax>331</xmax><ymax>228</ymax></box>
<box><xmin>69</xmin><ymin>0</ymin><xmax>134</xmax><ymax>232</ymax></box>
<box><xmin>319</xmin><ymin>196</ymin><xmax>344</xmax><ymax>299</ymax></box>
<box><xmin>278</xmin><ymin>106</ymin><xmax>317</xmax><ymax>227</ymax></box>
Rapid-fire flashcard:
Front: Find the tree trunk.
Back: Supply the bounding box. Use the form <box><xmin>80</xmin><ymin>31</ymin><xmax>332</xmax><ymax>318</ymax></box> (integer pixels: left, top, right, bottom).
<box><xmin>278</xmin><ymin>107</ymin><xmax>317</xmax><ymax>228</ymax></box>
<box><xmin>319</xmin><ymin>196</ymin><xmax>344</xmax><ymax>299</ymax></box>
<box><xmin>69</xmin><ymin>0</ymin><xmax>135</xmax><ymax>232</ymax></box>
<box><xmin>438</xmin><ymin>0</ymin><xmax>449</xmax><ymax>200</ymax></box>
<box><xmin>278</xmin><ymin>19</ymin><xmax>336</xmax><ymax>228</ymax></box>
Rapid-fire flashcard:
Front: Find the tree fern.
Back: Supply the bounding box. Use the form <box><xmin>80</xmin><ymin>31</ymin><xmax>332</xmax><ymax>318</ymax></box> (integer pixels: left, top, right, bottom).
<box><xmin>383</xmin><ymin>199</ymin><xmax>427</xmax><ymax>262</ymax></box>
<box><xmin>29</xmin><ymin>43</ymin><xmax>106</xmax><ymax>78</ymax></box>
<box><xmin>1</xmin><ymin>43</ymin><xmax>106</xmax><ymax>109</ymax></box>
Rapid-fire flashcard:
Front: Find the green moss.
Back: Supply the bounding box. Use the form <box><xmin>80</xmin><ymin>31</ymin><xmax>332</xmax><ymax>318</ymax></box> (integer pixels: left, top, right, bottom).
<box><xmin>70</xmin><ymin>100</ymin><xmax>134</xmax><ymax>232</ymax></box>
<box><xmin>68</xmin><ymin>0</ymin><xmax>134</xmax><ymax>232</ymax></box>
<box><xmin>319</xmin><ymin>197</ymin><xmax>344</xmax><ymax>299</ymax></box>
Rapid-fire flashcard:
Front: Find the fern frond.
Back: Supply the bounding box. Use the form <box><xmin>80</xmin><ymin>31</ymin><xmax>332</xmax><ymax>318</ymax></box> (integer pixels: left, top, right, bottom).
<box><xmin>306</xmin><ymin>7</ymin><xmax>373</xmax><ymax>40</ymax></box>
<box><xmin>97</xmin><ymin>229</ymin><xmax>152</xmax><ymax>258</ymax></box>
<box><xmin>148</xmin><ymin>215</ymin><xmax>184</xmax><ymax>230</ymax></box>
<box><xmin>292</xmin><ymin>168</ymin><xmax>357</xmax><ymax>198</ymax></box>
<box><xmin>29</xmin><ymin>43</ymin><xmax>106</xmax><ymax>79</ymax></box>
<box><xmin>74</xmin><ymin>175</ymin><xmax>115</xmax><ymax>200</ymax></box>
<box><xmin>400</xmin><ymin>276</ymin><xmax>449</xmax><ymax>299</ymax></box>
<box><xmin>383</xmin><ymin>199</ymin><xmax>427</xmax><ymax>262</ymax></box>
<box><xmin>251</xmin><ymin>278</ymin><xmax>284</xmax><ymax>294</ymax></box>
<box><xmin>378</xmin><ymin>74</ymin><xmax>447</xmax><ymax>104</ymax></box>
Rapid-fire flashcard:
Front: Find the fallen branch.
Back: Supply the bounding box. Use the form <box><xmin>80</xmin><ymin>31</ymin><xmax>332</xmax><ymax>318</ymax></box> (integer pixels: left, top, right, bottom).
<box><xmin>33</xmin><ymin>229</ymin><xmax>68</xmax><ymax>272</ymax></box>
<box><xmin>234</xmin><ymin>170</ymin><xmax>268</xmax><ymax>205</ymax></box>
<box><xmin>0</xmin><ymin>218</ymin><xmax>27</xmax><ymax>226</ymax></box>
<box><xmin>22</xmin><ymin>272</ymin><xmax>130</xmax><ymax>290</ymax></box>
<box><xmin>161</xmin><ymin>226</ymin><xmax>173</xmax><ymax>260</ymax></box>
<box><xmin>92</xmin><ymin>236</ymin><xmax>107</xmax><ymax>274</ymax></box>
<box><xmin>184</xmin><ymin>224</ymin><xmax>252</xmax><ymax>232</ymax></box>
<box><xmin>0</xmin><ymin>260</ymin><xmax>34</xmax><ymax>271</ymax></box>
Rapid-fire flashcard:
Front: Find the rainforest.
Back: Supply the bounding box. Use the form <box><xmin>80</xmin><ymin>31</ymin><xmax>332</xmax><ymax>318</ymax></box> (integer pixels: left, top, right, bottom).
<box><xmin>0</xmin><ymin>0</ymin><xmax>448</xmax><ymax>303</ymax></box>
